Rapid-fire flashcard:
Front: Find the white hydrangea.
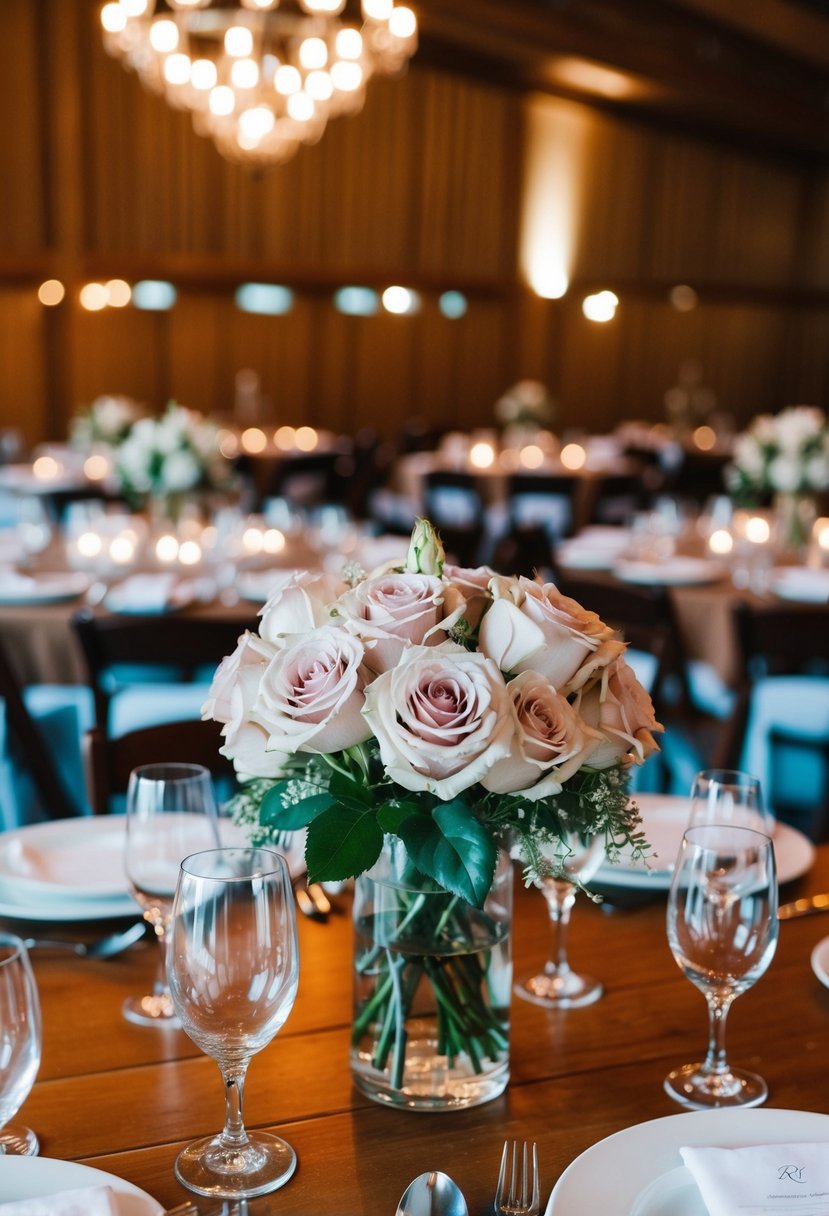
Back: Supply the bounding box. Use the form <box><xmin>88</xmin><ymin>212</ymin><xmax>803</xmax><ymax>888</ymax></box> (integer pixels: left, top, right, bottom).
<box><xmin>728</xmin><ymin>404</ymin><xmax>829</xmax><ymax>497</ymax></box>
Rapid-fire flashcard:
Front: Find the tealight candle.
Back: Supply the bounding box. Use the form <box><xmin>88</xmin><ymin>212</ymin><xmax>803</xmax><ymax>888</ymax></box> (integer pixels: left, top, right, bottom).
<box><xmin>83</xmin><ymin>453</ymin><xmax>111</xmax><ymax>481</ymax></box>
<box><xmin>32</xmin><ymin>455</ymin><xmax>62</xmax><ymax>481</ymax></box>
<box><xmin>469</xmin><ymin>441</ymin><xmax>495</xmax><ymax>469</ymax></box>
<box><xmin>109</xmin><ymin>535</ymin><xmax>136</xmax><ymax>565</ymax></box>
<box><xmin>178</xmin><ymin>539</ymin><xmax>202</xmax><ymax>565</ymax></box>
<box><xmin>745</xmin><ymin>515</ymin><xmax>771</xmax><ymax>545</ymax></box>
<box><xmin>519</xmin><ymin>444</ymin><xmax>544</xmax><ymax>470</ymax></box>
<box><xmin>242</xmin><ymin>525</ymin><xmax>265</xmax><ymax>555</ymax></box>
<box><xmin>155</xmin><ymin>534</ymin><xmax>179</xmax><ymax>563</ymax></box>
<box><xmin>560</xmin><ymin>443</ymin><xmax>586</xmax><ymax>470</ymax></box>
<box><xmin>263</xmin><ymin>528</ymin><xmax>286</xmax><ymax>555</ymax></box>
<box><xmin>77</xmin><ymin>531</ymin><xmax>104</xmax><ymax>559</ymax></box>
<box><xmin>708</xmin><ymin>528</ymin><xmax>733</xmax><ymax>556</ymax></box>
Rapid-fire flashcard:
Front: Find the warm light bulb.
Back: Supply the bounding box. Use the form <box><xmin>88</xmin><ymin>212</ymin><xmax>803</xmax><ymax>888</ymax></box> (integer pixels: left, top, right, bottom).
<box><xmin>295</xmin><ymin>426</ymin><xmax>319</xmax><ymax>451</ymax></box>
<box><xmin>275</xmin><ymin>65</ymin><xmax>302</xmax><ymax>94</ymax></box>
<box><xmin>299</xmin><ymin>37</ymin><xmax>328</xmax><ymax>70</ymax></box>
<box><xmin>274</xmin><ymin>425</ymin><xmax>296</xmax><ymax>449</ymax></box>
<box><xmin>305</xmin><ymin>70</ymin><xmax>333</xmax><ymax>101</ymax></box>
<box><xmin>336</xmin><ymin>28</ymin><xmax>362</xmax><ymax>58</ymax></box>
<box><xmin>149</xmin><ymin>19</ymin><xmax>179</xmax><ymax>53</ymax></box>
<box><xmin>519</xmin><ymin>444</ymin><xmax>544</xmax><ymax>469</ymax></box>
<box><xmin>708</xmin><ymin>528</ymin><xmax>733</xmax><ymax>555</ymax></box>
<box><xmin>155</xmin><ymin>534</ymin><xmax>179</xmax><ymax>563</ymax></box>
<box><xmin>239</xmin><ymin>106</ymin><xmax>275</xmax><ymax>141</ymax></box>
<box><xmin>231</xmin><ymin>57</ymin><xmax>259</xmax><ymax>89</ymax></box>
<box><xmin>100</xmin><ymin>3</ymin><xmax>127</xmax><ymax>33</ymax></box>
<box><xmin>84</xmin><ymin>454</ymin><xmax>111</xmax><ymax>480</ymax></box>
<box><xmin>331</xmin><ymin>60</ymin><xmax>363</xmax><ymax>91</ymax></box>
<box><xmin>105</xmin><ymin>279</ymin><xmax>131</xmax><ymax>307</ymax></box>
<box><xmin>178</xmin><ymin>539</ymin><xmax>202</xmax><ymax>565</ymax></box>
<box><xmin>560</xmin><ymin>443</ymin><xmax>586</xmax><ymax>470</ymax></box>
<box><xmin>382</xmin><ymin>285</ymin><xmax>414</xmax><ymax>314</ymax></box>
<box><xmin>190</xmin><ymin>59</ymin><xmax>217</xmax><ymax>90</ymax></box>
<box><xmin>746</xmin><ymin>516</ymin><xmax>771</xmax><ymax>544</ymax></box>
<box><xmin>225</xmin><ymin>25</ymin><xmax>254</xmax><ymax>57</ymax></box>
<box><xmin>79</xmin><ymin>282</ymin><xmax>109</xmax><ymax>311</ymax></box>
<box><xmin>209</xmin><ymin>86</ymin><xmax>236</xmax><ymax>115</ymax></box>
<box><xmin>122</xmin><ymin>0</ymin><xmax>151</xmax><ymax>14</ymax></box>
<box><xmin>389</xmin><ymin>6</ymin><xmax>416</xmax><ymax>38</ymax></box>
<box><xmin>693</xmin><ymin>425</ymin><xmax>716</xmax><ymax>451</ymax></box>
<box><xmin>110</xmin><ymin>535</ymin><xmax>136</xmax><ymax>564</ymax></box>
<box><xmin>164</xmin><ymin>52</ymin><xmax>192</xmax><ymax>85</ymax></box>
<box><xmin>470</xmin><ymin>442</ymin><xmax>495</xmax><ymax>469</ymax></box>
<box><xmin>582</xmin><ymin>290</ymin><xmax>618</xmax><ymax>322</ymax></box>
<box><xmin>287</xmin><ymin>92</ymin><xmax>315</xmax><ymax>122</ymax></box>
<box><xmin>38</xmin><ymin>279</ymin><xmax>65</xmax><ymax>306</ymax></box>
<box><xmin>32</xmin><ymin>456</ymin><xmax>61</xmax><ymax>480</ymax></box>
<box><xmin>363</xmin><ymin>0</ymin><xmax>393</xmax><ymax>19</ymax></box>
<box><xmin>77</xmin><ymin>531</ymin><xmax>103</xmax><ymax>558</ymax></box>
<box><xmin>263</xmin><ymin>528</ymin><xmax>286</xmax><ymax>554</ymax></box>
<box><xmin>241</xmin><ymin>427</ymin><xmax>267</xmax><ymax>453</ymax></box>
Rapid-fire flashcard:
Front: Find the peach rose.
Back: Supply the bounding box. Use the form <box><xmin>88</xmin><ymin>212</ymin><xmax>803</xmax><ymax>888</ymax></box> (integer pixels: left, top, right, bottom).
<box><xmin>201</xmin><ymin>631</ymin><xmax>287</xmax><ymax>779</ymax></box>
<box><xmin>335</xmin><ymin>571</ymin><xmax>460</xmax><ymax>674</ymax></box>
<box><xmin>478</xmin><ymin>576</ymin><xmax>625</xmax><ymax>692</ymax></box>
<box><xmin>575</xmin><ymin>656</ymin><xmax>663</xmax><ymax>769</ymax></box>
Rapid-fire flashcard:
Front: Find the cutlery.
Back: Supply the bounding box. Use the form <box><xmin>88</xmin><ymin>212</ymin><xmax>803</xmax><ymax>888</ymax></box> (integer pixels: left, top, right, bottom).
<box><xmin>778</xmin><ymin>894</ymin><xmax>829</xmax><ymax>920</ymax></box>
<box><xmin>24</xmin><ymin>921</ymin><xmax>147</xmax><ymax>958</ymax></box>
<box><xmin>494</xmin><ymin>1141</ymin><xmax>540</xmax><ymax>1216</ymax></box>
<box><xmin>395</xmin><ymin>1171</ymin><xmax>468</xmax><ymax>1216</ymax></box>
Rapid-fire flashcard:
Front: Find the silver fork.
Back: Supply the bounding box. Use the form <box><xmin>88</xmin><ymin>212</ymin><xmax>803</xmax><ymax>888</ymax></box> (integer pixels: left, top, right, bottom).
<box><xmin>494</xmin><ymin>1140</ymin><xmax>540</xmax><ymax>1216</ymax></box>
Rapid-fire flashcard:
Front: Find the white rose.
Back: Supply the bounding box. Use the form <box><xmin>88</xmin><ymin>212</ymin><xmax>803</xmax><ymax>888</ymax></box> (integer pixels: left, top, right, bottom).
<box><xmin>482</xmin><ymin>671</ymin><xmax>602</xmax><ymax>799</ymax></box>
<box><xmin>162</xmin><ymin>449</ymin><xmax>201</xmax><ymax>492</ymax></box>
<box><xmin>768</xmin><ymin>454</ymin><xmax>802</xmax><ymax>493</ymax></box>
<box><xmin>259</xmin><ymin>570</ymin><xmax>343</xmax><ymax>644</ymax></box>
<box><xmin>479</xmin><ymin>576</ymin><xmax>625</xmax><ymax>693</ymax></box>
<box><xmin>201</xmin><ymin>631</ymin><xmax>286</xmax><ymax>779</ymax></box>
<box><xmin>362</xmin><ymin>641</ymin><xmax>514</xmax><ymax>799</ymax></box>
<box><xmin>252</xmin><ymin>625</ymin><xmax>370</xmax><ymax>755</ymax></box>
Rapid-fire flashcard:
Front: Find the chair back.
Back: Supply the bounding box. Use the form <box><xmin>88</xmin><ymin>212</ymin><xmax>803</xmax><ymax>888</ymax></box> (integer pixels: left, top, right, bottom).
<box><xmin>71</xmin><ymin>609</ymin><xmax>256</xmax><ymax>731</ymax></box>
<box><xmin>0</xmin><ymin>640</ymin><xmax>78</xmax><ymax>820</ymax></box>
<box><xmin>82</xmin><ymin>720</ymin><xmax>235</xmax><ymax>815</ymax></box>
<box><xmin>506</xmin><ymin>472</ymin><xmax>580</xmax><ymax>540</ymax></box>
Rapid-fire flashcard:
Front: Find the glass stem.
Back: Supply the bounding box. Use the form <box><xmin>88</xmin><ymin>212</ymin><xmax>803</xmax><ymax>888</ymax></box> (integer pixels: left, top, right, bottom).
<box><xmin>543</xmin><ymin>878</ymin><xmax>577</xmax><ymax>975</ymax></box>
<box><xmin>219</xmin><ymin>1063</ymin><xmax>250</xmax><ymax>1149</ymax></box>
<box><xmin>702</xmin><ymin>991</ymin><xmax>734</xmax><ymax>1077</ymax></box>
<box><xmin>149</xmin><ymin>917</ymin><xmax>169</xmax><ymax>998</ymax></box>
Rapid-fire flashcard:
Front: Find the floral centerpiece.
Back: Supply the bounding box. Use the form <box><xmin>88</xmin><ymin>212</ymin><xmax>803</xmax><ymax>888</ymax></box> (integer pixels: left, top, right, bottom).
<box><xmin>113</xmin><ymin>400</ymin><xmax>233</xmax><ymax>516</ymax></box>
<box><xmin>203</xmin><ymin>519</ymin><xmax>661</xmax><ymax>1109</ymax></box>
<box><xmin>494</xmin><ymin>379</ymin><xmax>555</xmax><ymax>431</ymax></box>
<box><xmin>69</xmin><ymin>394</ymin><xmax>143</xmax><ymax>453</ymax></box>
<box><xmin>725</xmin><ymin>405</ymin><xmax>829</xmax><ymax>551</ymax></box>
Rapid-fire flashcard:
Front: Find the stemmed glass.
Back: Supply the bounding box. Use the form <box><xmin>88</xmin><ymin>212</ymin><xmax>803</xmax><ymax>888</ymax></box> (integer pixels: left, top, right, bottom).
<box><xmin>167</xmin><ymin>848</ymin><xmax>299</xmax><ymax>1199</ymax></box>
<box><xmin>123</xmin><ymin>763</ymin><xmax>221</xmax><ymax>1028</ymax></box>
<box><xmin>0</xmin><ymin>934</ymin><xmax>41</xmax><ymax>1156</ymax></box>
<box><xmin>665</xmin><ymin>823</ymin><xmax>778</xmax><ymax>1108</ymax></box>
<box><xmin>514</xmin><ymin>832</ymin><xmax>606</xmax><ymax>1009</ymax></box>
<box><xmin>688</xmin><ymin>768</ymin><xmax>774</xmax><ymax>836</ymax></box>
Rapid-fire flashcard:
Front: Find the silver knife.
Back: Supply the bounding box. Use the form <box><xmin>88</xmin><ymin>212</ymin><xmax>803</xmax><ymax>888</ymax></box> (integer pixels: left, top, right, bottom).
<box><xmin>778</xmin><ymin>894</ymin><xmax>829</xmax><ymax>919</ymax></box>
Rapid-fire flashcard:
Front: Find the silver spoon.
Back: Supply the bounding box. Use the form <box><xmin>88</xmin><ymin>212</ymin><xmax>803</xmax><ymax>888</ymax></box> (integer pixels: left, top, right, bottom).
<box><xmin>23</xmin><ymin>921</ymin><xmax>147</xmax><ymax>958</ymax></box>
<box><xmin>396</xmin><ymin>1171</ymin><xmax>468</xmax><ymax>1216</ymax></box>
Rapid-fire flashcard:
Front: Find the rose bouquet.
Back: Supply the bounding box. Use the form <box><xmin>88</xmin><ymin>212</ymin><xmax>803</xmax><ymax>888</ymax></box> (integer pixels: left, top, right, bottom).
<box><xmin>203</xmin><ymin>519</ymin><xmax>661</xmax><ymax>1106</ymax></box>
<box><xmin>726</xmin><ymin>405</ymin><xmax>829</xmax><ymax>501</ymax></box>
<box><xmin>113</xmin><ymin>400</ymin><xmax>233</xmax><ymax>512</ymax></box>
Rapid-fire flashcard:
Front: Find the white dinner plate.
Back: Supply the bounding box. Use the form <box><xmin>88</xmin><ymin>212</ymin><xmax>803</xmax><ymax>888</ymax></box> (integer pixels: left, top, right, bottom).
<box><xmin>591</xmin><ymin>794</ymin><xmax>815</xmax><ymax>891</ymax></box>
<box><xmin>771</xmin><ymin>567</ymin><xmax>829</xmax><ymax>604</ymax></box>
<box><xmin>0</xmin><ymin>1156</ymin><xmax>162</xmax><ymax>1214</ymax></box>
<box><xmin>0</xmin><ymin>817</ymin><xmax>128</xmax><ymax>903</ymax></box>
<box><xmin>612</xmin><ymin>557</ymin><xmax>725</xmax><ymax>586</ymax></box>
<box><xmin>546</xmin><ymin>1108</ymin><xmax>829</xmax><ymax>1215</ymax></box>
<box><xmin>0</xmin><ymin>572</ymin><xmax>90</xmax><ymax>605</ymax></box>
<box><xmin>811</xmin><ymin>937</ymin><xmax>829</xmax><ymax>989</ymax></box>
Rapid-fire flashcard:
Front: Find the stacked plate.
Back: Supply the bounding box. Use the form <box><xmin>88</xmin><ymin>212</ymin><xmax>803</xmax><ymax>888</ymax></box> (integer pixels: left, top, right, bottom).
<box><xmin>555</xmin><ymin>527</ymin><xmax>633</xmax><ymax>571</ymax></box>
<box><xmin>770</xmin><ymin>566</ymin><xmax>829</xmax><ymax>604</ymax></box>
<box><xmin>611</xmin><ymin>556</ymin><xmax>725</xmax><ymax>586</ymax></box>
<box><xmin>0</xmin><ymin>818</ymin><xmax>137</xmax><ymax>921</ymax></box>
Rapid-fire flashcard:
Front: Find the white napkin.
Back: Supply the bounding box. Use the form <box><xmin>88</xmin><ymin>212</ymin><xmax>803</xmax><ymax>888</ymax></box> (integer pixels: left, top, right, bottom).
<box><xmin>681</xmin><ymin>1141</ymin><xmax>829</xmax><ymax>1214</ymax></box>
<box><xmin>0</xmin><ymin>1185</ymin><xmax>120</xmax><ymax>1215</ymax></box>
<box><xmin>105</xmin><ymin>573</ymin><xmax>177</xmax><ymax>613</ymax></box>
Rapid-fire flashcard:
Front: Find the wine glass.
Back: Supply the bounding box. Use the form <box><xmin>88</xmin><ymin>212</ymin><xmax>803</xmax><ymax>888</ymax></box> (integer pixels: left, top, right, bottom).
<box><xmin>0</xmin><ymin>934</ymin><xmax>41</xmax><ymax>1156</ymax></box>
<box><xmin>688</xmin><ymin>768</ymin><xmax>774</xmax><ymax>837</ymax></box>
<box><xmin>514</xmin><ymin>832</ymin><xmax>607</xmax><ymax>1009</ymax></box>
<box><xmin>665</xmin><ymin>823</ymin><xmax>778</xmax><ymax>1109</ymax></box>
<box><xmin>123</xmin><ymin>763</ymin><xmax>221</xmax><ymax>1028</ymax></box>
<box><xmin>167</xmin><ymin>848</ymin><xmax>299</xmax><ymax>1199</ymax></box>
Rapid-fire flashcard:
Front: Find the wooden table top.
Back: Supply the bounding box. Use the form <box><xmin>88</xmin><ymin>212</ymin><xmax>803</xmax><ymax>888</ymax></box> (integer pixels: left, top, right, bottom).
<box><xmin>5</xmin><ymin>846</ymin><xmax>829</xmax><ymax>1215</ymax></box>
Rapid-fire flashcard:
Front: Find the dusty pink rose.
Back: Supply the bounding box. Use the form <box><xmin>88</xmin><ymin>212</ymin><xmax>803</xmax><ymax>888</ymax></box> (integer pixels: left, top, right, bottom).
<box><xmin>443</xmin><ymin>563</ymin><xmax>495</xmax><ymax>631</ymax></box>
<box><xmin>575</xmin><ymin>656</ymin><xmax>663</xmax><ymax>768</ymax></box>
<box><xmin>335</xmin><ymin>572</ymin><xmax>460</xmax><ymax>673</ymax></box>
<box><xmin>482</xmin><ymin>671</ymin><xmax>603</xmax><ymax>799</ymax></box>
<box><xmin>252</xmin><ymin>625</ymin><xmax>371</xmax><ymax>755</ymax></box>
<box><xmin>362</xmin><ymin>641</ymin><xmax>514</xmax><ymax>799</ymax></box>
<box><xmin>258</xmin><ymin>570</ymin><xmax>342</xmax><ymax>645</ymax></box>
<box><xmin>478</xmin><ymin>575</ymin><xmax>625</xmax><ymax>693</ymax></box>
<box><xmin>201</xmin><ymin>631</ymin><xmax>287</xmax><ymax>778</ymax></box>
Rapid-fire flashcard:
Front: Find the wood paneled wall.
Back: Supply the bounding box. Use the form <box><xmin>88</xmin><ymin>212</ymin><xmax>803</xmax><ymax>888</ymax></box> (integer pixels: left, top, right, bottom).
<box><xmin>0</xmin><ymin>0</ymin><xmax>827</xmax><ymax>449</ymax></box>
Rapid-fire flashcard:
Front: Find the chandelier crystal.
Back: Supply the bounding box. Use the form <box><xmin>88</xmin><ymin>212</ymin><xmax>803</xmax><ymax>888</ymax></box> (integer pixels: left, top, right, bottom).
<box><xmin>100</xmin><ymin>0</ymin><xmax>418</xmax><ymax>166</ymax></box>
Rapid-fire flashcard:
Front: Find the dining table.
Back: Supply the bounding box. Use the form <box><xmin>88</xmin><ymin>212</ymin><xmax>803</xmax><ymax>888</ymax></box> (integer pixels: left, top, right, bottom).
<box><xmin>5</xmin><ymin>836</ymin><xmax>829</xmax><ymax>1214</ymax></box>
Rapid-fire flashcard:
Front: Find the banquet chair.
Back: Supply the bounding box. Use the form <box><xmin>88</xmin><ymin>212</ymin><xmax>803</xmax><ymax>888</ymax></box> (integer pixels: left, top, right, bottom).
<box><xmin>588</xmin><ymin>473</ymin><xmax>648</xmax><ymax>525</ymax></box>
<box><xmin>71</xmin><ymin>609</ymin><xmax>256</xmax><ymax>737</ymax></box>
<box><xmin>0</xmin><ymin>640</ymin><xmax>82</xmax><ymax>825</ymax></box>
<box><xmin>422</xmin><ymin>471</ymin><xmax>487</xmax><ymax>566</ymax></box>
<box><xmin>82</xmin><ymin>719</ymin><xmax>236</xmax><ymax>815</ymax></box>
<box><xmin>506</xmin><ymin>473</ymin><xmax>581</xmax><ymax>542</ymax></box>
<box><xmin>716</xmin><ymin>600</ymin><xmax>829</xmax><ymax>838</ymax></box>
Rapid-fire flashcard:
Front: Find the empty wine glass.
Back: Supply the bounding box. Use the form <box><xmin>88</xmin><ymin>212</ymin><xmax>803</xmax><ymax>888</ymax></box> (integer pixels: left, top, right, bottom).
<box><xmin>665</xmin><ymin>823</ymin><xmax>778</xmax><ymax>1109</ymax></box>
<box><xmin>0</xmin><ymin>934</ymin><xmax>41</xmax><ymax>1156</ymax></box>
<box><xmin>123</xmin><ymin>763</ymin><xmax>220</xmax><ymax>1028</ymax></box>
<box><xmin>514</xmin><ymin>832</ymin><xmax>606</xmax><ymax>1009</ymax></box>
<box><xmin>167</xmin><ymin>848</ymin><xmax>299</xmax><ymax>1199</ymax></box>
<box><xmin>688</xmin><ymin>769</ymin><xmax>774</xmax><ymax>837</ymax></box>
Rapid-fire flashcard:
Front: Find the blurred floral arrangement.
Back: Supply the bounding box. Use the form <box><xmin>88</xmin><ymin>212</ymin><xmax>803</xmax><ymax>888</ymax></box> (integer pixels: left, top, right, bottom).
<box><xmin>726</xmin><ymin>405</ymin><xmax>829</xmax><ymax>502</ymax></box>
<box><xmin>204</xmin><ymin>519</ymin><xmax>660</xmax><ymax>906</ymax></box>
<box><xmin>494</xmin><ymin>380</ymin><xmax>555</xmax><ymax>430</ymax></box>
<box><xmin>114</xmin><ymin>401</ymin><xmax>233</xmax><ymax>509</ymax></box>
<box><xmin>69</xmin><ymin>394</ymin><xmax>143</xmax><ymax>452</ymax></box>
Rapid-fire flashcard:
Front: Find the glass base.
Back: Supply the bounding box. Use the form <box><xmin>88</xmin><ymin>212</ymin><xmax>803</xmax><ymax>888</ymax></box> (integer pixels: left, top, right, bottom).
<box><xmin>0</xmin><ymin>1124</ymin><xmax>39</xmax><ymax>1155</ymax></box>
<box><xmin>122</xmin><ymin>992</ymin><xmax>181</xmax><ymax>1028</ymax></box>
<box><xmin>351</xmin><ymin>1032</ymin><xmax>509</xmax><ymax>1112</ymax></box>
<box><xmin>664</xmin><ymin>1062</ymin><xmax>768</xmax><ymax>1109</ymax></box>
<box><xmin>514</xmin><ymin>967</ymin><xmax>604</xmax><ymax>1010</ymax></box>
<box><xmin>175</xmin><ymin>1130</ymin><xmax>297</xmax><ymax>1199</ymax></box>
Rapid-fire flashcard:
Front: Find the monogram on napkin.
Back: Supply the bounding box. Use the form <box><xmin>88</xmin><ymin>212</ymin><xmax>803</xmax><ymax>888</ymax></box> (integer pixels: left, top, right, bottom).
<box><xmin>681</xmin><ymin>1141</ymin><xmax>829</xmax><ymax>1215</ymax></box>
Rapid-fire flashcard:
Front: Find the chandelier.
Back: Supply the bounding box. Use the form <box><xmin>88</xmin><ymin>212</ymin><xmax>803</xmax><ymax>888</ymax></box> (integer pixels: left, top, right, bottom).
<box><xmin>100</xmin><ymin>0</ymin><xmax>418</xmax><ymax>166</ymax></box>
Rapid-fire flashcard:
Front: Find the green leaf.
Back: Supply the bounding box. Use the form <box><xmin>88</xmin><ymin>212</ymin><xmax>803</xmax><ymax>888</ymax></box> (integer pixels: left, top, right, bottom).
<box><xmin>328</xmin><ymin>770</ymin><xmax>372</xmax><ymax>809</ymax></box>
<box><xmin>305</xmin><ymin>805</ymin><xmax>384</xmax><ymax>883</ymax></box>
<box><xmin>376</xmin><ymin>801</ymin><xmax>421</xmax><ymax>835</ymax></box>
<box><xmin>260</xmin><ymin>789</ymin><xmax>334</xmax><ymax>831</ymax></box>
<box><xmin>398</xmin><ymin>801</ymin><xmax>497</xmax><ymax>908</ymax></box>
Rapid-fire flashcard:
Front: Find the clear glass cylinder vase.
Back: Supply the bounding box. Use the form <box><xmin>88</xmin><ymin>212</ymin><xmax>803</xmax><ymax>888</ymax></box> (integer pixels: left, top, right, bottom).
<box><xmin>350</xmin><ymin>839</ymin><xmax>513</xmax><ymax>1112</ymax></box>
<box><xmin>774</xmin><ymin>492</ymin><xmax>817</xmax><ymax>556</ymax></box>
